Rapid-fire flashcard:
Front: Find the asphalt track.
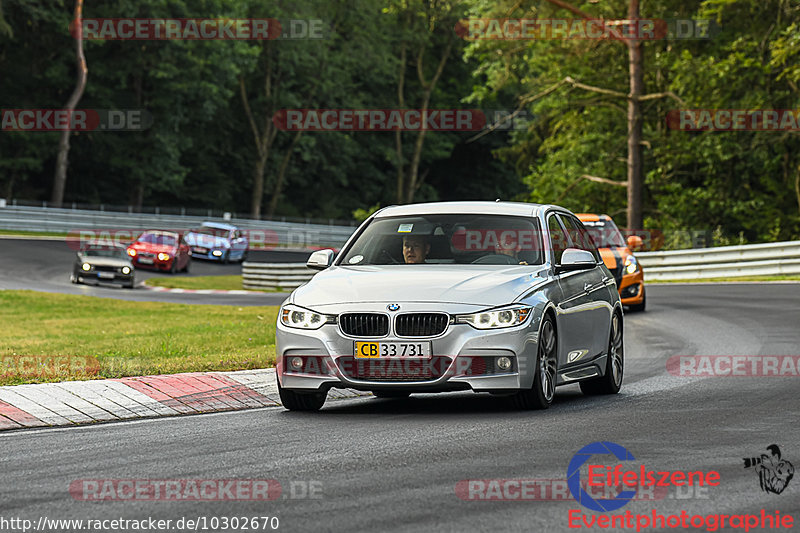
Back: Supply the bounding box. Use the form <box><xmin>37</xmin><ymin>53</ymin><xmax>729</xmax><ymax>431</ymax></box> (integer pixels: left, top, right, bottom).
<box><xmin>2</xmin><ymin>282</ymin><xmax>799</xmax><ymax>532</ymax></box>
<box><xmin>0</xmin><ymin>237</ymin><xmax>311</xmax><ymax>306</ymax></box>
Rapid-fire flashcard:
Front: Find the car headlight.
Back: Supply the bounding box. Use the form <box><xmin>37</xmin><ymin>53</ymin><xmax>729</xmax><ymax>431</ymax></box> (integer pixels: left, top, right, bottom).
<box><xmin>211</xmin><ymin>250</ymin><xmax>223</xmax><ymax>257</ymax></box>
<box><xmin>127</xmin><ymin>248</ymin><xmax>137</xmax><ymax>257</ymax></box>
<box><xmin>121</xmin><ymin>266</ymin><xmax>131</xmax><ymax>275</ymax></box>
<box><xmin>624</xmin><ymin>255</ymin><xmax>639</xmax><ymax>275</ymax></box>
<box><xmin>81</xmin><ymin>263</ymin><xmax>91</xmax><ymax>271</ymax></box>
<box><xmin>455</xmin><ymin>306</ymin><xmax>532</xmax><ymax>329</ymax></box>
<box><xmin>279</xmin><ymin>304</ymin><xmax>334</xmax><ymax>330</ymax></box>
<box><xmin>157</xmin><ymin>252</ymin><xmax>170</xmax><ymax>261</ymax></box>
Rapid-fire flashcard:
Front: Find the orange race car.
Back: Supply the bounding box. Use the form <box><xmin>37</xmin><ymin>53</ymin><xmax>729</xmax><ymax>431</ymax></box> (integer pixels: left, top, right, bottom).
<box><xmin>576</xmin><ymin>214</ymin><xmax>646</xmax><ymax>312</ymax></box>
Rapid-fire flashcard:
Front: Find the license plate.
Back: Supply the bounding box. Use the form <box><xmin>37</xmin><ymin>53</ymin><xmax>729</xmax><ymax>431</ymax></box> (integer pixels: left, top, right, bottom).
<box><xmin>354</xmin><ymin>341</ymin><xmax>431</xmax><ymax>359</ymax></box>
<box><xmin>138</xmin><ymin>258</ymin><xmax>153</xmax><ymax>264</ymax></box>
<box><xmin>98</xmin><ymin>272</ymin><xmax>115</xmax><ymax>279</ymax></box>
<box><xmin>192</xmin><ymin>247</ymin><xmax>207</xmax><ymax>254</ymax></box>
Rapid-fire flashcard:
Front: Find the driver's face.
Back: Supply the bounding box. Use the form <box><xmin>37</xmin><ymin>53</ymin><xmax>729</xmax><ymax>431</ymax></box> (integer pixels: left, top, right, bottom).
<box><xmin>403</xmin><ymin>237</ymin><xmax>429</xmax><ymax>264</ymax></box>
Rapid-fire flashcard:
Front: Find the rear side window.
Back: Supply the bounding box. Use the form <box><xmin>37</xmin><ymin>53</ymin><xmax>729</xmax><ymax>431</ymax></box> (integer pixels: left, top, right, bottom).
<box><xmin>547</xmin><ymin>215</ymin><xmax>569</xmax><ymax>264</ymax></box>
<box><xmin>561</xmin><ymin>215</ymin><xmax>601</xmax><ymax>262</ymax></box>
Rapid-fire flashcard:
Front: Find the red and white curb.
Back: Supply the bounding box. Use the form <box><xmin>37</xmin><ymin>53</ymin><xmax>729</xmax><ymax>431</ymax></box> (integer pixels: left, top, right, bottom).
<box><xmin>0</xmin><ymin>369</ymin><xmax>369</xmax><ymax>431</ymax></box>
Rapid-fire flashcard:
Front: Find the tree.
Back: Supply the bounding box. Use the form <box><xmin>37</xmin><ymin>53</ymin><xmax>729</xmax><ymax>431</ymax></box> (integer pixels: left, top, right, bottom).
<box><xmin>50</xmin><ymin>0</ymin><xmax>87</xmax><ymax>206</ymax></box>
<box><xmin>388</xmin><ymin>0</ymin><xmax>465</xmax><ymax>204</ymax></box>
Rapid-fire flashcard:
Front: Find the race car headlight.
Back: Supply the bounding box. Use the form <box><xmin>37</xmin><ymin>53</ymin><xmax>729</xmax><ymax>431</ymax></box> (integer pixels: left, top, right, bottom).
<box><xmin>127</xmin><ymin>249</ymin><xmax>137</xmax><ymax>257</ymax></box>
<box><xmin>212</xmin><ymin>250</ymin><xmax>223</xmax><ymax>257</ymax></box>
<box><xmin>81</xmin><ymin>263</ymin><xmax>91</xmax><ymax>271</ymax></box>
<box><xmin>280</xmin><ymin>305</ymin><xmax>334</xmax><ymax>330</ymax></box>
<box><xmin>624</xmin><ymin>255</ymin><xmax>639</xmax><ymax>275</ymax></box>
<box><xmin>157</xmin><ymin>252</ymin><xmax>170</xmax><ymax>261</ymax></box>
<box><xmin>121</xmin><ymin>266</ymin><xmax>131</xmax><ymax>275</ymax></box>
<box><xmin>455</xmin><ymin>306</ymin><xmax>532</xmax><ymax>329</ymax></box>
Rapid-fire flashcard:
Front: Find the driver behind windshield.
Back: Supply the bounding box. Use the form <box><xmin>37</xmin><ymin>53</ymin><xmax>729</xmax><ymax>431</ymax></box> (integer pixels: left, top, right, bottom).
<box><xmin>494</xmin><ymin>232</ymin><xmax>529</xmax><ymax>265</ymax></box>
<box><xmin>402</xmin><ymin>235</ymin><xmax>430</xmax><ymax>264</ymax></box>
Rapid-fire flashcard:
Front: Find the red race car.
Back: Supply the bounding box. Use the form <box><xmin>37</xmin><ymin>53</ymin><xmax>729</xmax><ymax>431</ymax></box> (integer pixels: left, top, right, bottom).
<box><xmin>126</xmin><ymin>230</ymin><xmax>191</xmax><ymax>273</ymax></box>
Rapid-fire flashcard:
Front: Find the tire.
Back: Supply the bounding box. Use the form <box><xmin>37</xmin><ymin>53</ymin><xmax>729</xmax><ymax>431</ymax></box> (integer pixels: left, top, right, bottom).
<box><xmin>169</xmin><ymin>260</ymin><xmax>178</xmax><ymax>274</ymax></box>
<box><xmin>628</xmin><ymin>288</ymin><xmax>646</xmax><ymax>312</ymax></box>
<box><xmin>372</xmin><ymin>391</ymin><xmax>410</xmax><ymax>399</ymax></box>
<box><xmin>510</xmin><ymin>315</ymin><xmax>557</xmax><ymax>410</ymax></box>
<box><xmin>222</xmin><ymin>251</ymin><xmax>230</xmax><ymax>265</ymax></box>
<box><xmin>182</xmin><ymin>258</ymin><xmax>191</xmax><ymax>273</ymax></box>
<box><xmin>240</xmin><ymin>250</ymin><xmax>248</xmax><ymax>263</ymax></box>
<box><xmin>277</xmin><ymin>380</ymin><xmax>327</xmax><ymax>411</ymax></box>
<box><xmin>70</xmin><ymin>273</ymin><xmax>78</xmax><ymax>284</ymax></box>
<box><xmin>580</xmin><ymin>311</ymin><xmax>624</xmax><ymax>395</ymax></box>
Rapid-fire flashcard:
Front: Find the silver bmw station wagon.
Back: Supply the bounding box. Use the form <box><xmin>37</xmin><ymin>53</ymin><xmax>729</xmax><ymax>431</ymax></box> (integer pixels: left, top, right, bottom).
<box><xmin>275</xmin><ymin>201</ymin><xmax>623</xmax><ymax>411</ymax></box>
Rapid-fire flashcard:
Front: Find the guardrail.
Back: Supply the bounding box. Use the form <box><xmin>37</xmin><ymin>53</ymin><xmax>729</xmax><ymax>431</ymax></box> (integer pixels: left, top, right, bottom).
<box><xmin>0</xmin><ymin>204</ymin><xmax>356</xmax><ymax>249</ymax></box>
<box><xmin>637</xmin><ymin>241</ymin><xmax>800</xmax><ymax>280</ymax></box>
<box><xmin>242</xmin><ymin>262</ymin><xmax>316</xmax><ymax>291</ymax></box>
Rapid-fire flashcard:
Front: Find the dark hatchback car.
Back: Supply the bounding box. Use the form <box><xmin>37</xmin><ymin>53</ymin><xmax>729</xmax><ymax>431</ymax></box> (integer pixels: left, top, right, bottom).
<box><xmin>71</xmin><ymin>242</ymin><xmax>135</xmax><ymax>289</ymax></box>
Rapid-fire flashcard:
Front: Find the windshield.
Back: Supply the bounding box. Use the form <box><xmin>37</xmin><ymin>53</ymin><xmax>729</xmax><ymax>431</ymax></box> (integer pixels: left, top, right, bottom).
<box><xmin>191</xmin><ymin>227</ymin><xmax>229</xmax><ymax>238</ymax></box>
<box><xmin>82</xmin><ymin>247</ymin><xmax>128</xmax><ymax>259</ymax></box>
<box><xmin>340</xmin><ymin>214</ymin><xmax>543</xmax><ymax>266</ymax></box>
<box><xmin>137</xmin><ymin>233</ymin><xmax>177</xmax><ymax>246</ymax></box>
<box><xmin>580</xmin><ymin>219</ymin><xmax>626</xmax><ymax>248</ymax></box>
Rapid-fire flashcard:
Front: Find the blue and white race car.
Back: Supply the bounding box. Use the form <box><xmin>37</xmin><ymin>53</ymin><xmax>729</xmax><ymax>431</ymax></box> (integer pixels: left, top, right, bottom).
<box><xmin>184</xmin><ymin>222</ymin><xmax>248</xmax><ymax>263</ymax></box>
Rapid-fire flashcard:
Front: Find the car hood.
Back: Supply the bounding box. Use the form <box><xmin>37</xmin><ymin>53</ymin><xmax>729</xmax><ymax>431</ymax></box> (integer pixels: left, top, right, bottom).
<box><xmin>185</xmin><ymin>233</ymin><xmax>229</xmax><ymax>248</ymax></box>
<box><xmin>599</xmin><ymin>246</ymin><xmax>632</xmax><ymax>269</ymax></box>
<box><xmin>293</xmin><ymin>265</ymin><xmax>550</xmax><ymax>308</ymax></box>
<box><xmin>130</xmin><ymin>242</ymin><xmax>176</xmax><ymax>254</ymax></box>
<box><xmin>77</xmin><ymin>254</ymin><xmax>132</xmax><ymax>268</ymax></box>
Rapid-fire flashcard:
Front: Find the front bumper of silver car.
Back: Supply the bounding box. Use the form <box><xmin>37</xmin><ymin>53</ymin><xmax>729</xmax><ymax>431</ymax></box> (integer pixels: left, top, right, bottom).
<box><xmin>275</xmin><ymin>303</ymin><xmax>542</xmax><ymax>394</ymax></box>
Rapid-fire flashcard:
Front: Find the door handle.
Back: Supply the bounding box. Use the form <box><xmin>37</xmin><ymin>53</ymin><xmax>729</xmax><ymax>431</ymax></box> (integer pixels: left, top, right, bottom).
<box><xmin>584</xmin><ymin>283</ymin><xmax>592</xmax><ymax>293</ymax></box>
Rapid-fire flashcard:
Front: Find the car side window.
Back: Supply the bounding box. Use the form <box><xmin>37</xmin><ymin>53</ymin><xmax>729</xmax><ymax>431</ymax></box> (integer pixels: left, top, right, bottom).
<box><xmin>562</xmin><ymin>215</ymin><xmax>601</xmax><ymax>263</ymax></box>
<box><xmin>547</xmin><ymin>214</ymin><xmax>569</xmax><ymax>264</ymax></box>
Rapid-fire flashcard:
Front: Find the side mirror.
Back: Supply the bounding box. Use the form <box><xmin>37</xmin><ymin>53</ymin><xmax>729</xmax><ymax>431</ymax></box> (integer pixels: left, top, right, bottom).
<box><xmin>556</xmin><ymin>248</ymin><xmax>597</xmax><ymax>274</ymax></box>
<box><xmin>627</xmin><ymin>235</ymin><xmax>644</xmax><ymax>251</ymax></box>
<box><xmin>306</xmin><ymin>249</ymin><xmax>335</xmax><ymax>271</ymax></box>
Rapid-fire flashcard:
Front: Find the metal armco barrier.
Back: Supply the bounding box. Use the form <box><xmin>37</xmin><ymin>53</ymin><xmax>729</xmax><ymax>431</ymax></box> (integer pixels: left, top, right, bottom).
<box><xmin>0</xmin><ymin>204</ymin><xmax>356</xmax><ymax>249</ymax></box>
<box><xmin>242</xmin><ymin>263</ymin><xmax>316</xmax><ymax>291</ymax></box>
<box><xmin>638</xmin><ymin>240</ymin><xmax>800</xmax><ymax>280</ymax></box>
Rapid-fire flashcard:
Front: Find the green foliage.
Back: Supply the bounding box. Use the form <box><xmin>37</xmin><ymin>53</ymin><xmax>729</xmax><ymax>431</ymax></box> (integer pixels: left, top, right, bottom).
<box><xmin>1</xmin><ymin>0</ymin><xmax>798</xmax><ymax>244</ymax></box>
<box><xmin>464</xmin><ymin>0</ymin><xmax>800</xmax><ymax>246</ymax></box>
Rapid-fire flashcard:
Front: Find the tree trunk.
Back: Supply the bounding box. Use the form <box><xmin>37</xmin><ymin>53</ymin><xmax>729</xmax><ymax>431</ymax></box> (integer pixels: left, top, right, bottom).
<box><xmin>267</xmin><ymin>130</ymin><xmax>303</xmax><ymax>218</ymax></box>
<box><xmin>250</xmin><ymin>154</ymin><xmax>268</xmax><ymax>219</ymax></box>
<box><xmin>51</xmin><ymin>0</ymin><xmax>87</xmax><ymax>206</ymax></box>
<box><xmin>395</xmin><ymin>42</ymin><xmax>407</xmax><ymax>203</ymax></box>
<box><xmin>404</xmin><ymin>40</ymin><xmax>452</xmax><ymax>204</ymax></box>
<box><xmin>241</xmin><ymin>42</ymin><xmax>278</xmax><ymax>220</ymax></box>
<box><xmin>626</xmin><ymin>0</ymin><xmax>644</xmax><ymax>231</ymax></box>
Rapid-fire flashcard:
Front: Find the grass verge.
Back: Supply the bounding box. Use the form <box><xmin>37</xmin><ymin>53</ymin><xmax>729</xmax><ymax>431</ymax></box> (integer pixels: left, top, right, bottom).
<box><xmin>0</xmin><ymin>290</ymin><xmax>278</xmax><ymax>386</ymax></box>
<box><xmin>649</xmin><ymin>275</ymin><xmax>800</xmax><ymax>283</ymax></box>
<box><xmin>145</xmin><ymin>275</ymin><xmax>282</xmax><ymax>292</ymax></box>
<box><xmin>0</xmin><ymin>229</ymin><xmax>67</xmax><ymax>237</ymax></box>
